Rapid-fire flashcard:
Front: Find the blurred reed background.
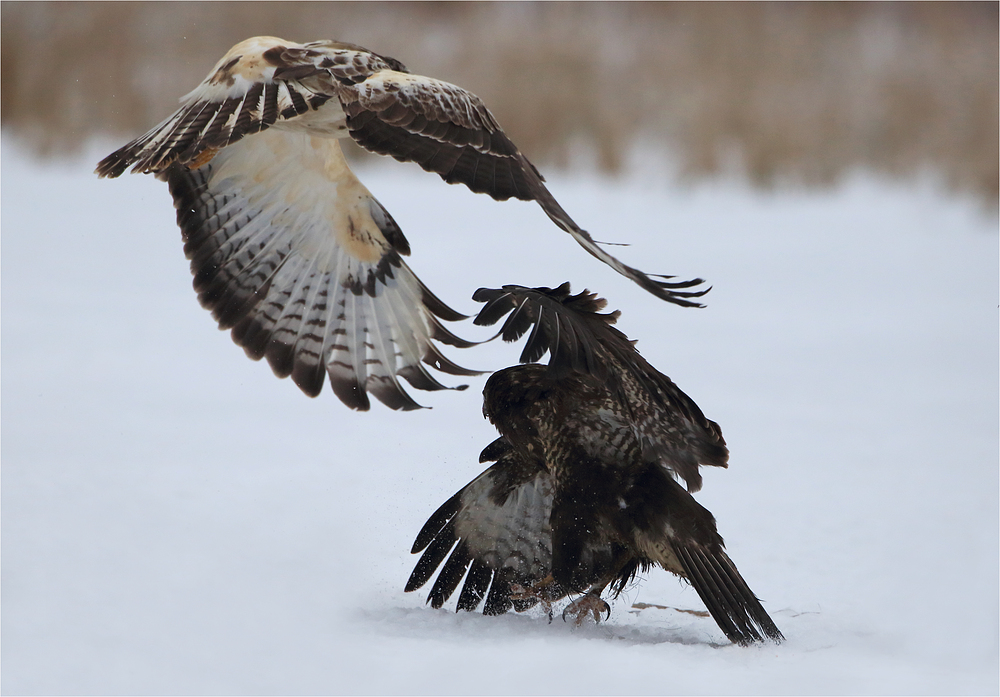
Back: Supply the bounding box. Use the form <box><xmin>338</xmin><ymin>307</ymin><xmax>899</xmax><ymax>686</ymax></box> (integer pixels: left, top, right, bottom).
<box><xmin>2</xmin><ymin>1</ymin><xmax>996</xmax><ymax>207</ymax></box>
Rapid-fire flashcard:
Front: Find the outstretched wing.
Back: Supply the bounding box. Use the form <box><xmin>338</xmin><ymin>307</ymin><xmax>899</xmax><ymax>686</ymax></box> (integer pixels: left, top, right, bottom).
<box><xmin>406</xmin><ymin>439</ymin><xmax>565</xmax><ymax>614</ymax></box>
<box><xmin>94</xmin><ymin>37</ymin><xmax>403</xmax><ymax>179</ymax></box>
<box><xmin>95</xmin><ymin>37</ymin><xmax>477</xmax><ymax>410</ymax></box>
<box><xmin>473</xmin><ymin>283</ymin><xmax>728</xmax><ymax>490</ymax></box>
<box><xmin>341</xmin><ymin>71</ymin><xmax>709</xmax><ymax>307</ymax></box>
<box><xmin>95</xmin><ymin>34</ymin><xmax>708</xmax><ymax>306</ymax></box>
<box><xmin>343</xmin><ymin>72</ymin><xmax>534</xmax><ymax>202</ymax></box>
<box><xmin>161</xmin><ymin>128</ymin><xmax>478</xmax><ymax>410</ymax></box>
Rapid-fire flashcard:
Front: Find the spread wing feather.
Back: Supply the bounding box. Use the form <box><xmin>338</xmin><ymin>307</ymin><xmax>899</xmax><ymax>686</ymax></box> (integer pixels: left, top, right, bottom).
<box><xmin>161</xmin><ymin>129</ymin><xmax>478</xmax><ymax>410</ymax></box>
<box><xmin>406</xmin><ymin>440</ymin><xmax>564</xmax><ymax>614</ymax></box>
<box><xmin>96</xmin><ymin>35</ymin><xmax>710</xmax><ymax>308</ymax></box>
<box><xmin>342</xmin><ymin>73</ymin><xmax>710</xmax><ymax>306</ymax></box>
<box><xmin>407</xmin><ymin>410</ymin><xmax>783</xmax><ymax>643</ymax></box>
<box><xmin>96</xmin><ymin>69</ymin><xmax>327</xmax><ymax>178</ymax></box>
<box><xmin>473</xmin><ymin>283</ymin><xmax>728</xmax><ymax>491</ymax></box>
<box><xmin>95</xmin><ymin>37</ymin><xmax>399</xmax><ymax>179</ymax></box>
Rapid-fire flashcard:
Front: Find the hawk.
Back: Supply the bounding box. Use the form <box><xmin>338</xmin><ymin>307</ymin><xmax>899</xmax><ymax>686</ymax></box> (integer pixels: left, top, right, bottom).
<box><xmin>96</xmin><ymin>37</ymin><xmax>708</xmax><ymax>411</ymax></box>
<box><xmin>406</xmin><ymin>284</ymin><xmax>783</xmax><ymax>645</ymax></box>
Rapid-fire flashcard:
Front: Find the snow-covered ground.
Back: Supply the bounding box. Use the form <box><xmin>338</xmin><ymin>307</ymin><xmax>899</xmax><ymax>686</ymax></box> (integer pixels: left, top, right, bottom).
<box><xmin>3</xmin><ymin>136</ymin><xmax>997</xmax><ymax>695</ymax></box>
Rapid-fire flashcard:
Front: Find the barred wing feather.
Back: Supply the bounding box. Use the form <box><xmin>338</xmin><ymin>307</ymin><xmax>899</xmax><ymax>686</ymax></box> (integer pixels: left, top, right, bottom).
<box><xmin>96</xmin><ymin>36</ymin><xmax>710</xmax><ymax>310</ymax></box>
<box><xmin>343</xmin><ymin>73</ymin><xmax>709</xmax><ymax>307</ymax></box>
<box><xmin>473</xmin><ymin>283</ymin><xmax>728</xmax><ymax>490</ymax></box>
<box><xmin>407</xmin><ymin>439</ymin><xmax>564</xmax><ymax>614</ymax></box>
<box><xmin>162</xmin><ymin>128</ymin><xmax>478</xmax><ymax>410</ymax></box>
<box><xmin>94</xmin><ymin>37</ymin><xmax>400</xmax><ymax>179</ymax></box>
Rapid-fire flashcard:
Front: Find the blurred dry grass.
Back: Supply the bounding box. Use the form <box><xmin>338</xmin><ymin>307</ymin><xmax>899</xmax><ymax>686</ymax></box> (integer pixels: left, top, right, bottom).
<box><xmin>2</xmin><ymin>1</ymin><xmax>996</xmax><ymax>205</ymax></box>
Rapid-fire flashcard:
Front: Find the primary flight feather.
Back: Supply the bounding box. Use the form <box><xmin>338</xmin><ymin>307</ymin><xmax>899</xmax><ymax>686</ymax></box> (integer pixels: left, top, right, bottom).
<box><xmin>97</xmin><ymin>37</ymin><xmax>708</xmax><ymax>410</ymax></box>
<box><xmin>407</xmin><ymin>283</ymin><xmax>782</xmax><ymax>645</ymax></box>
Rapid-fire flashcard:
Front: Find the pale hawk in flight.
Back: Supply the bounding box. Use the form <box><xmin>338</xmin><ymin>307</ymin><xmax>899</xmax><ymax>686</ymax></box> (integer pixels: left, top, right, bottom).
<box><xmin>97</xmin><ymin>37</ymin><xmax>708</xmax><ymax>411</ymax></box>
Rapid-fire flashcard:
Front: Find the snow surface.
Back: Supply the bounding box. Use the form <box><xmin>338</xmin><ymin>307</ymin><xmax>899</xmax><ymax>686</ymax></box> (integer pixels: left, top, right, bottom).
<box><xmin>2</xmin><ymin>136</ymin><xmax>998</xmax><ymax>695</ymax></box>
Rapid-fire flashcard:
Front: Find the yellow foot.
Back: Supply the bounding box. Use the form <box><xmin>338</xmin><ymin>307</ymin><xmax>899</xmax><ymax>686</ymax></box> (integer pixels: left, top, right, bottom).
<box><xmin>562</xmin><ymin>592</ymin><xmax>611</xmax><ymax>625</ymax></box>
<box><xmin>509</xmin><ymin>574</ymin><xmax>559</xmax><ymax>619</ymax></box>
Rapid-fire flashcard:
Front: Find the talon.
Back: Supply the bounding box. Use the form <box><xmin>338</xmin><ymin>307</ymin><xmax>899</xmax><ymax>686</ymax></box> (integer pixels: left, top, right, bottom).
<box><xmin>562</xmin><ymin>592</ymin><xmax>610</xmax><ymax>626</ymax></box>
<box><xmin>510</xmin><ymin>575</ymin><xmax>557</xmax><ymax>617</ymax></box>
<box><xmin>509</xmin><ymin>583</ymin><xmax>529</xmax><ymax>600</ymax></box>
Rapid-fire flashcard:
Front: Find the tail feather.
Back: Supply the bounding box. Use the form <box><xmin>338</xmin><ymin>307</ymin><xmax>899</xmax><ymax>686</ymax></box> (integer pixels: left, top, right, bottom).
<box><xmin>676</xmin><ymin>546</ymin><xmax>783</xmax><ymax>645</ymax></box>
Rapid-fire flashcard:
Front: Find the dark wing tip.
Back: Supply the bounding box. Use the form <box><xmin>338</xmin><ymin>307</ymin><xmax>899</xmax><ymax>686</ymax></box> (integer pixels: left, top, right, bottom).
<box><xmin>329</xmin><ymin>377</ymin><xmax>372</xmax><ymax>412</ymax></box>
<box><xmin>456</xmin><ymin>560</ymin><xmax>494</xmax><ymax>613</ymax></box>
<box><xmin>405</xmin><ymin>527</ymin><xmax>456</xmax><ymax>594</ymax></box>
<box><xmin>422</xmin><ymin>343</ymin><xmax>484</xmax><ymax>378</ymax></box>
<box><xmin>420</xmin><ymin>279</ymin><xmax>470</xmax><ymax>323</ymax></box>
<box><xmin>410</xmin><ymin>492</ymin><xmax>462</xmax><ymax>555</ymax></box>
<box><xmin>471</xmin><ymin>287</ymin><xmax>516</xmax><ymax>327</ymax></box>
<box><xmin>95</xmin><ymin>145</ymin><xmax>140</xmax><ymax>179</ymax></box>
<box><xmin>479</xmin><ymin>436</ymin><xmax>512</xmax><ymax>463</ymax></box>
<box><xmin>639</xmin><ymin>274</ymin><xmax>711</xmax><ymax>308</ymax></box>
<box><xmin>471</xmin><ymin>283</ymin><xmax>622</xmax><ymax>378</ymax></box>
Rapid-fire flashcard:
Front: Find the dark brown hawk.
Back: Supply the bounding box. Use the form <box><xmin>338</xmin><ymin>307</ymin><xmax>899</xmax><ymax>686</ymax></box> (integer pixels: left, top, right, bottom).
<box><xmin>95</xmin><ymin>37</ymin><xmax>707</xmax><ymax>411</ymax></box>
<box><xmin>406</xmin><ymin>283</ymin><xmax>782</xmax><ymax>645</ymax></box>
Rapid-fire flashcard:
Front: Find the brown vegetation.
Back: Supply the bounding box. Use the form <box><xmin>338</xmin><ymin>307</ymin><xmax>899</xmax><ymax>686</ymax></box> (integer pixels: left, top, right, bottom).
<box><xmin>2</xmin><ymin>2</ymin><xmax>996</xmax><ymax>205</ymax></box>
